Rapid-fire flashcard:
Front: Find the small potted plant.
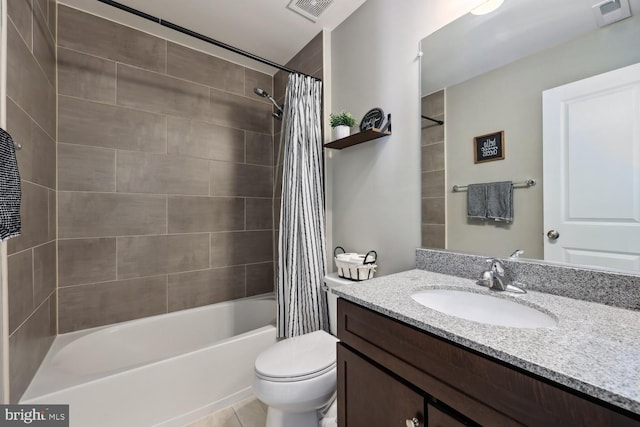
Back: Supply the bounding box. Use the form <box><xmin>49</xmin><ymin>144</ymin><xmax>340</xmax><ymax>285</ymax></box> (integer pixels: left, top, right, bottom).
<box><xmin>330</xmin><ymin>111</ymin><xmax>357</xmax><ymax>140</ymax></box>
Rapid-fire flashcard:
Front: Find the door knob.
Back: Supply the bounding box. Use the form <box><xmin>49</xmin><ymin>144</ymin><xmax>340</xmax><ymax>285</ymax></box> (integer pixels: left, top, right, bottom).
<box><xmin>546</xmin><ymin>229</ymin><xmax>560</xmax><ymax>240</ymax></box>
<box><xmin>406</xmin><ymin>418</ymin><xmax>420</xmax><ymax>427</ymax></box>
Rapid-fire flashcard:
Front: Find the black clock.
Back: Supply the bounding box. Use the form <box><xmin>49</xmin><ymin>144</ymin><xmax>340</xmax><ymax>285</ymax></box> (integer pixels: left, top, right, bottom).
<box><xmin>359</xmin><ymin>108</ymin><xmax>385</xmax><ymax>131</ymax></box>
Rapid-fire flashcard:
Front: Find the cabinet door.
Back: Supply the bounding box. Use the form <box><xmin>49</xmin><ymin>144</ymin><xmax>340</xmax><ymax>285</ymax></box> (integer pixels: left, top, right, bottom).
<box><xmin>337</xmin><ymin>343</ymin><xmax>424</xmax><ymax>427</ymax></box>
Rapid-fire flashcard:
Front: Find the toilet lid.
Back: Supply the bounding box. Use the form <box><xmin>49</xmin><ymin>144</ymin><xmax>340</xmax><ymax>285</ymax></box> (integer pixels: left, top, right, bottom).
<box><xmin>255</xmin><ymin>330</ymin><xmax>339</xmax><ymax>381</ymax></box>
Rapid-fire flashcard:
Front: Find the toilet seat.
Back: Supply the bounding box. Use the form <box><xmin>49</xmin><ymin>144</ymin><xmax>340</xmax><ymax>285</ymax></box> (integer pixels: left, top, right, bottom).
<box><xmin>255</xmin><ymin>362</ymin><xmax>336</xmax><ymax>382</ymax></box>
<box><xmin>255</xmin><ymin>330</ymin><xmax>339</xmax><ymax>383</ymax></box>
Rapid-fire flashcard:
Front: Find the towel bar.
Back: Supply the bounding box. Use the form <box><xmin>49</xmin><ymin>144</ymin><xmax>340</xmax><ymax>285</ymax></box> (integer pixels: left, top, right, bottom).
<box><xmin>452</xmin><ymin>179</ymin><xmax>536</xmax><ymax>192</ymax></box>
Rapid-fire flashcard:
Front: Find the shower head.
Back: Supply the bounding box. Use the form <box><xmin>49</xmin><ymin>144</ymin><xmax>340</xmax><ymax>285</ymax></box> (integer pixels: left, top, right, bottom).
<box><xmin>254</xmin><ymin>87</ymin><xmax>285</xmax><ymax>120</ymax></box>
<box><xmin>254</xmin><ymin>87</ymin><xmax>276</xmax><ymax>101</ymax></box>
<box><xmin>254</xmin><ymin>87</ymin><xmax>268</xmax><ymax>97</ymax></box>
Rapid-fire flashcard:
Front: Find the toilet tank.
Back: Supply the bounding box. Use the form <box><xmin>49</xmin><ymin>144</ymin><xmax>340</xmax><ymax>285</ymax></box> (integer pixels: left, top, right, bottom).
<box><xmin>324</xmin><ymin>273</ymin><xmax>354</xmax><ymax>336</ymax></box>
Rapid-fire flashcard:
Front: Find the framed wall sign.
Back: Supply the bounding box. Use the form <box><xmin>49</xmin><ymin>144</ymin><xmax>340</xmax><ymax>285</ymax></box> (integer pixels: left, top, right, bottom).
<box><xmin>474</xmin><ymin>131</ymin><xmax>504</xmax><ymax>163</ymax></box>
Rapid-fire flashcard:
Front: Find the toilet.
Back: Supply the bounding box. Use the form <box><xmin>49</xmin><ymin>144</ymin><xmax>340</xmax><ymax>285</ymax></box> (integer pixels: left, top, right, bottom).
<box><xmin>253</xmin><ymin>273</ymin><xmax>350</xmax><ymax>427</ymax></box>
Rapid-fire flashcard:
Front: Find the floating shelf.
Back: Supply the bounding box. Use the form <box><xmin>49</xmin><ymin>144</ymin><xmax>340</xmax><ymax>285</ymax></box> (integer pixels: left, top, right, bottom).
<box><xmin>324</xmin><ymin>128</ymin><xmax>391</xmax><ymax>150</ymax></box>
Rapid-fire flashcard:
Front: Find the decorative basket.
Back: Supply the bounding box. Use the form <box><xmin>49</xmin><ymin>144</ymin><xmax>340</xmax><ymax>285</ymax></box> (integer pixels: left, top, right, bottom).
<box><xmin>334</xmin><ymin>246</ymin><xmax>377</xmax><ymax>281</ymax></box>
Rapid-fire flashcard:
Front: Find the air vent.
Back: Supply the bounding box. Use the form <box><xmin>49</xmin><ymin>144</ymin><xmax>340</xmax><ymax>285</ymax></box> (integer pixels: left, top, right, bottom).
<box><xmin>287</xmin><ymin>0</ymin><xmax>334</xmax><ymax>22</ymax></box>
<box><xmin>591</xmin><ymin>0</ymin><xmax>631</xmax><ymax>27</ymax></box>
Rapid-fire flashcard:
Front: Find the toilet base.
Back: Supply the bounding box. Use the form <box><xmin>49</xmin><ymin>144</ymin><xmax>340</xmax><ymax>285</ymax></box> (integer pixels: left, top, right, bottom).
<box><xmin>266</xmin><ymin>407</ymin><xmax>319</xmax><ymax>427</ymax></box>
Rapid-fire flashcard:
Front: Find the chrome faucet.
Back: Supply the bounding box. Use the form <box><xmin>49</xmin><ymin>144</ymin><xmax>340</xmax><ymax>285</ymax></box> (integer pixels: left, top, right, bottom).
<box><xmin>509</xmin><ymin>249</ymin><xmax>525</xmax><ymax>259</ymax></box>
<box><xmin>477</xmin><ymin>258</ymin><xmax>526</xmax><ymax>294</ymax></box>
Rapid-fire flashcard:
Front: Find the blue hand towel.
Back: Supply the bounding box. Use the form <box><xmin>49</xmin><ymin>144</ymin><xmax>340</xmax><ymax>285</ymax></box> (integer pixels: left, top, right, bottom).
<box><xmin>0</xmin><ymin>128</ymin><xmax>21</xmax><ymax>240</ymax></box>
<box><xmin>467</xmin><ymin>183</ymin><xmax>487</xmax><ymax>219</ymax></box>
<box><xmin>486</xmin><ymin>181</ymin><xmax>513</xmax><ymax>222</ymax></box>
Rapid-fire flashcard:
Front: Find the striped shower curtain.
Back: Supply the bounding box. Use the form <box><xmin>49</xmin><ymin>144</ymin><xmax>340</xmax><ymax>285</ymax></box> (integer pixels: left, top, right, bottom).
<box><xmin>276</xmin><ymin>73</ymin><xmax>328</xmax><ymax>338</ymax></box>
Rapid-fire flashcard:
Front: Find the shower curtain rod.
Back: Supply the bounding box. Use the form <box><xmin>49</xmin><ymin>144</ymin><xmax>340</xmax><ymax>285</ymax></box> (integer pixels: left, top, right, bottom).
<box><xmin>421</xmin><ymin>115</ymin><xmax>444</xmax><ymax>126</ymax></box>
<box><xmin>96</xmin><ymin>0</ymin><xmax>321</xmax><ymax>81</ymax></box>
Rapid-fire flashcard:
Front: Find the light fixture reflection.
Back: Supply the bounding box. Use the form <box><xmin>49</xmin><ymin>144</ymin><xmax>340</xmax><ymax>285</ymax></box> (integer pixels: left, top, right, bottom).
<box><xmin>471</xmin><ymin>0</ymin><xmax>505</xmax><ymax>15</ymax></box>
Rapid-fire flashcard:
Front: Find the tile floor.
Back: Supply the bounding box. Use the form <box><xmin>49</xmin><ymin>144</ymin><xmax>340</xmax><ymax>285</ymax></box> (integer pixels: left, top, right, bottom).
<box><xmin>186</xmin><ymin>396</ymin><xmax>267</xmax><ymax>427</ymax></box>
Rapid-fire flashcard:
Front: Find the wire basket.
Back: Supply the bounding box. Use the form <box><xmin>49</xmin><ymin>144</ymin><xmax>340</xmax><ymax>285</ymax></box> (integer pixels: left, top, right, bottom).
<box><xmin>334</xmin><ymin>246</ymin><xmax>377</xmax><ymax>281</ymax></box>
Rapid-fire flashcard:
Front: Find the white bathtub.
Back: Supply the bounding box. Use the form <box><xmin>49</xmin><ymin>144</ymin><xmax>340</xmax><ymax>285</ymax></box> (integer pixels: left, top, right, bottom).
<box><xmin>21</xmin><ymin>295</ymin><xmax>276</xmax><ymax>427</ymax></box>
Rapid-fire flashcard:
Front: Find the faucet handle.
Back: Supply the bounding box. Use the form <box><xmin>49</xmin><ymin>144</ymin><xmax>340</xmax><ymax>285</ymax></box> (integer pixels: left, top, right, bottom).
<box><xmin>485</xmin><ymin>258</ymin><xmax>505</xmax><ymax>274</ymax></box>
<box><xmin>477</xmin><ymin>270</ymin><xmax>493</xmax><ymax>288</ymax></box>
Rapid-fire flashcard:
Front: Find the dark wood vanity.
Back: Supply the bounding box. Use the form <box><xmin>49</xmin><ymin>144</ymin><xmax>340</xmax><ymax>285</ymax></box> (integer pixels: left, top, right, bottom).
<box><xmin>337</xmin><ymin>298</ymin><xmax>640</xmax><ymax>427</ymax></box>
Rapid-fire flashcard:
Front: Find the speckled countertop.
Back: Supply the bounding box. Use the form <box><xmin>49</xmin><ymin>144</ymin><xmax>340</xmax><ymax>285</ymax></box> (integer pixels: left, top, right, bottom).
<box><xmin>332</xmin><ymin>269</ymin><xmax>640</xmax><ymax>415</ymax></box>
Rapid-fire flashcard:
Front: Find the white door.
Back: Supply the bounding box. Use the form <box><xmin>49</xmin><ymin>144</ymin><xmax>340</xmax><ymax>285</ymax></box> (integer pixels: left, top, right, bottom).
<box><xmin>543</xmin><ymin>62</ymin><xmax>640</xmax><ymax>272</ymax></box>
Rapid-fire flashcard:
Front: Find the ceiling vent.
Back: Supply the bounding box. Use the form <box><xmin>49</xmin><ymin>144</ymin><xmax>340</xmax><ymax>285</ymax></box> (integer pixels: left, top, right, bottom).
<box><xmin>591</xmin><ymin>0</ymin><xmax>632</xmax><ymax>27</ymax></box>
<box><xmin>287</xmin><ymin>0</ymin><xmax>334</xmax><ymax>22</ymax></box>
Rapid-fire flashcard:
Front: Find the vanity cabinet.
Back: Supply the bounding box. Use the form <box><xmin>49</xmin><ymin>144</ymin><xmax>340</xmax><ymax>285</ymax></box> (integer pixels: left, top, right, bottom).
<box><xmin>336</xmin><ymin>298</ymin><xmax>640</xmax><ymax>427</ymax></box>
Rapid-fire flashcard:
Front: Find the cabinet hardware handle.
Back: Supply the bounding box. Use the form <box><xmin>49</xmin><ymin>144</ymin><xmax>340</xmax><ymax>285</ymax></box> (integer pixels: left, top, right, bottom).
<box><xmin>405</xmin><ymin>417</ymin><xmax>419</xmax><ymax>427</ymax></box>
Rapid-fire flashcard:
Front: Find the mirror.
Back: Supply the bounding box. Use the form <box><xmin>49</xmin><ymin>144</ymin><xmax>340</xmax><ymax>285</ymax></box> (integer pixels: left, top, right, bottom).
<box><xmin>420</xmin><ymin>0</ymin><xmax>640</xmax><ymax>272</ymax></box>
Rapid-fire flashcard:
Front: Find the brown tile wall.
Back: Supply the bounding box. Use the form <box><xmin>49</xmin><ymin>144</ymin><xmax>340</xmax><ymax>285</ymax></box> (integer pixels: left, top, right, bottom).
<box><xmin>421</xmin><ymin>90</ymin><xmax>446</xmax><ymax>248</ymax></box>
<box><xmin>6</xmin><ymin>0</ymin><xmax>57</xmax><ymax>402</ymax></box>
<box><xmin>272</xmin><ymin>31</ymin><xmax>324</xmax><ymax>269</ymax></box>
<box><xmin>56</xmin><ymin>5</ymin><xmax>275</xmax><ymax>333</ymax></box>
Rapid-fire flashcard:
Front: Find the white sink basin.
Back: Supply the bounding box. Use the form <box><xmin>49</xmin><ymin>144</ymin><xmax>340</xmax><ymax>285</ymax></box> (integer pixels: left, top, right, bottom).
<box><xmin>411</xmin><ymin>289</ymin><xmax>557</xmax><ymax>329</ymax></box>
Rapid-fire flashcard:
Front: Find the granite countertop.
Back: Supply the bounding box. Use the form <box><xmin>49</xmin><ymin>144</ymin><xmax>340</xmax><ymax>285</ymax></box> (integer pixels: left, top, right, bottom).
<box><xmin>332</xmin><ymin>269</ymin><xmax>640</xmax><ymax>415</ymax></box>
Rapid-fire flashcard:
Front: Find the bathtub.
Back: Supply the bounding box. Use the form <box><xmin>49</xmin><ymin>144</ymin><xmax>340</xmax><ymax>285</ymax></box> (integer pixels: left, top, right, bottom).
<box><xmin>21</xmin><ymin>295</ymin><xmax>276</xmax><ymax>427</ymax></box>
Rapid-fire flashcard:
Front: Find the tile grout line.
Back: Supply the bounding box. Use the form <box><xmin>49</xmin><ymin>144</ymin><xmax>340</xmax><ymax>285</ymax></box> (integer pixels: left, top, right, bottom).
<box><xmin>58</xmin><ymin>260</ymin><xmax>275</xmax><ymax>290</ymax></box>
<box><xmin>58</xmin><ymin>230</ymin><xmax>271</xmax><ymax>241</ymax></box>
<box><xmin>58</xmin><ymin>92</ymin><xmax>274</xmax><ymax>138</ymax></box>
<box><xmin>7</xmin><ymin>95</ymin><xmax>55</xmax><ymax>142</ymax></box>
<box><xmin>114</xmin><ymin>149</ymin><xmax>118</xmax><ymax>193</ymax></box>
<box><xmin>208</xmin><ymin>157</ymin><xmax>211</xmax><ymax>197</ymax></box>
<box><xmin>232</xmin><ymin>407</ymin><xmax>244</xmax><ymax>427</ymax></box>
<box><xmin>114</xmin><ymin>233</ymin><xmax>118</xmax><ymax>280</ymax></box>
<box><xmin>8</xmin><ymin>287</ymin><xmax>55</xmax><ymax>340</ymax></box>
<box><xmin>31</xmin><ymin>247</ymin><xmax>35</xmax><ymax>313</ymax></box>
<box><xmin>114</xmin><ymin>57</ymin><xmax>118</xmax><ymax>105</ymax></box>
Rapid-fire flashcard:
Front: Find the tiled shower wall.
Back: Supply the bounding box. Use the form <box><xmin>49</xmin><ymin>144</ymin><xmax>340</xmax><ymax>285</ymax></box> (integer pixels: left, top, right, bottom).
<box><xmin>421</xmin><ymin>90</ymin><xmax>445</xmax><ymax>248</ymax></box>
<box><xmin>5</xmin><ymin>0</ymin><xmax>57</xmax><ymax>402</ymax></box>
<box><xmin>56</xmin><ymin>5</ymin><xmax>276</xmax><ymax>333</ymax></box>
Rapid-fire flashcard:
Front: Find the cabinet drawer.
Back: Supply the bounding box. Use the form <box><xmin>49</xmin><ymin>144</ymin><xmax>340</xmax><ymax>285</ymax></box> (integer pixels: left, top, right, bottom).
<box><xmin>338</xmin><ymin>298</ymin><xmax>640</xmax><ymax>427</ymax></box>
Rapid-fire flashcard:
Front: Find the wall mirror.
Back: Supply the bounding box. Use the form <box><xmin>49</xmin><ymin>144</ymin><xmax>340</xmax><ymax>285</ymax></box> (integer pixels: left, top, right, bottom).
<box><xmin>420</xmin><ymin>0</ymin><xmax>640</xmax><ymax>273</ymax></box>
